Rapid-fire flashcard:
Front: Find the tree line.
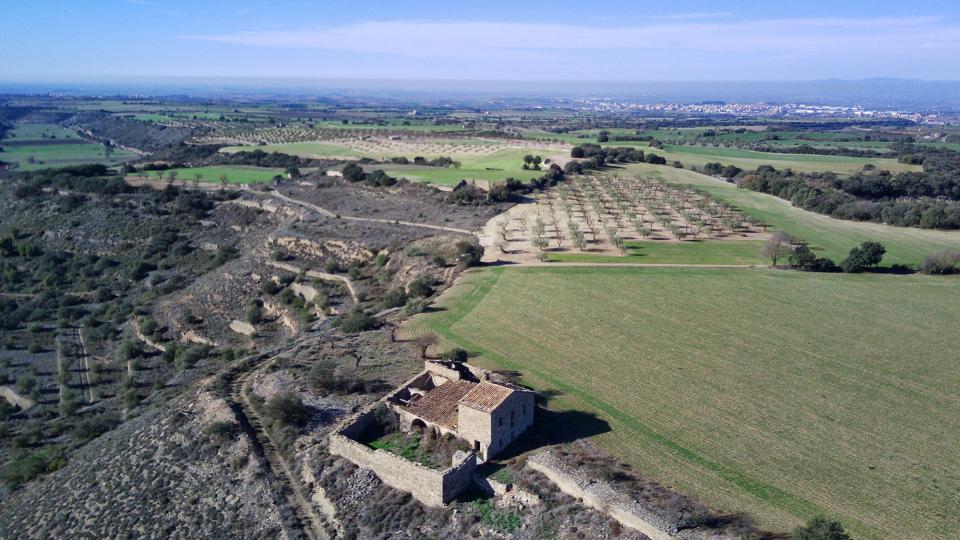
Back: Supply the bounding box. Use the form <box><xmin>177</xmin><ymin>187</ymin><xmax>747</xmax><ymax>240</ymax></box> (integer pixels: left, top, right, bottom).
<box><xmin>737</xmin><ymin>153</ymin><xmax>960</xmax><ymax>229</ymax></box>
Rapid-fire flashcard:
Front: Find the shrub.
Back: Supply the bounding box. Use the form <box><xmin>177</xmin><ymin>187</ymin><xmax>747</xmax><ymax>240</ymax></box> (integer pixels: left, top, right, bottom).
<box><xmin>788</xmin><ymin>244</ymin><xmax>840</xmax><ymax>272</ymax></box>
<box><xmin>203</xmin><ymin>421</ymin><xmax>239</xmax><ymax>441</ymax></box>
<box><xmin>323</xmin><ymin>256</ymin><xmax>342</xmax><ymax>273</ymax></box>
<box><xmin>265</xmin><ymin>392</ymin><xmax>311</xmax><ymax>427</ymax></box>
<box><xmin>123</xmin><ymin>386</ymin><xmax>139</xmax><ymax>409</ymax></box>
<box><xmin>72</xmin><ymin>413</ymin><xmax>120</xmax><ymax>442</ymax></box>
<box><xmin>175</xmin><ymin>344</ymin><xmax>211</xmax><ymax>371</ymax></box>
<box><xmin>260</xmin><ymin>280</ymin><xmax>280</xmax><ymax>295</ymax></box>
<box><xmin>840</xmin><ymin>241</ymin><xmax>886</xmax><ymax>273</ymax></box>
<box><xmin>455</xmin><ymin>240</ymin><xmax>483</xmax><ymax>267</ymax></box>
<box><xmin>790</xmin><ymin>516</ymin><xmax>851</xmax><ymax>540</ymax></box>
<box><xmin>379</xmin><ymin>288</ymin><xmax>407</xmax><ymax>310</ymax></box>
<box><xmin>334</xmin><ymin>309</ymin><xmax>378</xmax><ymax>333</ymax></box>
<box><xmin>1</xmin><ymin>446</ymin><xmax>66</xmax><ymax>489</ymax></box>
<box><xmin>245</xmin><ymin>300</ymin><xmax>264</xmax><ymax>324</ymax></box>
<box><xmin>443</xmin><ymin>348</ymin><xmax>468</xmax><ymax>363</ymax></box>
<box><xmin>920</xmin><ymin>250</ymin><xmax>960</xmax><ymax>274</ymax></box>
<box><xmin>401</xmin><ymin>298</ymin><xmax>429</xmax><ymax>316</ymax></box>
<box><xmin>60</xmin><ymin>389</ymin><xmax>79</xmax><ymax>416</ymax></box>
<box><xmin>306</xmin><ymin>358</ymin><xmax>354</xmax><ymax>394</ymax></box>
<box><xmin>408</xmin><ymin>276</ymin><xmax>434</xmax><ymax>298</ymax></box>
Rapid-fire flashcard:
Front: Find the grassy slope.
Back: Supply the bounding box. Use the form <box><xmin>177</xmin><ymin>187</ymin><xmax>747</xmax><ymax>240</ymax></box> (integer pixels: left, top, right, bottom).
<box><xmin>613</xmin><ymin>163</ymin><xmax>960</xmax><ymax>266</ymax></box>
<box><xmin>410</xmin><ymin>266</ymin><xmax>960</xmax><ymax>538</ymax></box>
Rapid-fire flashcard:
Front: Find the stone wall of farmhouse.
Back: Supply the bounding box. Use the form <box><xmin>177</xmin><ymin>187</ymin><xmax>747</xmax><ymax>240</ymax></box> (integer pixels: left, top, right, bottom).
<box><xmin>330</xmin><ymin>409</ymin><xmax>477</xmax><ymax>507</ymax></box>
<box><xmin>424</xmin><ymin>360</ymin><xmax>463</xmax><ymax>381</ymax></box>
<box><xmin>488</xmin><ymin>391</ymin><xmax>535</xmax><ymax>455</ymax></box>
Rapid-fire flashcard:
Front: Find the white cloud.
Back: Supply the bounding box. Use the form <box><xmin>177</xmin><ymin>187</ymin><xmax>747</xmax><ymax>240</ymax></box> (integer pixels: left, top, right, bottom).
<box><xmin>180</xmin><ymin>16</ymin><xmax>960</xmax><ymax>60</ymax></box>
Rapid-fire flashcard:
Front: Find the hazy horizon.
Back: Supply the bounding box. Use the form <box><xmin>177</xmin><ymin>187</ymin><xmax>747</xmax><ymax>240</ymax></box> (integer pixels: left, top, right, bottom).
<box><xmin>3</xmin><ymin>77</ymin><xmax>960</xmax><ymax>110</ymax></box>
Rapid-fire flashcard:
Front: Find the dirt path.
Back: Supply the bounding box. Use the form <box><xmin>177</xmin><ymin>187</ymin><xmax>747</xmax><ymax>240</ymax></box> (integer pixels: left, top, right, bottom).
<box><xmin>504</xmin><ymin>262</ymin><xmax>759</xmax><ymax>268</ymax></box>
<box><xmin>266</xmin><ymin>260</ymin><xmax>359</xmax><ymax>303</ymax></box>
<box><xmin>74</xmin><ymin>328</ymin><xmax>94</xmax><ymax>403</ymax></box>
<box><xmin>225</xmin><ymin>350</ymin><xmax>340</xmax><ymax>540</ymax></box>
<box><xmin>267</xmin><ymin>190</ymin><xmax>474</xmax><ymax>235</ymax></box>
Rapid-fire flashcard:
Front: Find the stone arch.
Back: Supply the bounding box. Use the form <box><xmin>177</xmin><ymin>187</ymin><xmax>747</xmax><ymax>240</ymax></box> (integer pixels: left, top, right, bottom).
<box><xmin>410</xmin><ymin>418</ymin><xmax>427</xmax><ymax>432</ymax></box>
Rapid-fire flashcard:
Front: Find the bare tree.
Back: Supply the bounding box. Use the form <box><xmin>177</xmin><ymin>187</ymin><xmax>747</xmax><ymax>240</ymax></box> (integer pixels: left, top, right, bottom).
<box><xmin>761</xmin><ymin>231</ymin><xmax>796</xmax><ymax>267</ymax></box>
<box><xmin>193</xmin><ymin>173</ymin><xmax>202</xmax><ymax>188</ymax></box>
<box><xmin>416</xmin><ymin>334</ymin><xmax>437</xmax><ymax>359</ymax></box>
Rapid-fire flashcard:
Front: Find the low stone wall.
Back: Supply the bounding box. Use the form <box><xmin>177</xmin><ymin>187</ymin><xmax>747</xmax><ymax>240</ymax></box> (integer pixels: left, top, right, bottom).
<box><xmin>527</xmin><ymin>452</ymin><xmax>674</xmax><ymax>540</ymax></box>
<box><xmin>329</xmin><ymin>408</ymin><xmax>477</xmax><ymax>507</ymax></box>
<box><xmin>133</xmin><ymin>326</ymin><xmax>167</xmax><ymax>352</ymax></box>
<box><xmin>0</xmin><ymin>386</ymin><xmax>35</xmax><ymax>411</ymax></box>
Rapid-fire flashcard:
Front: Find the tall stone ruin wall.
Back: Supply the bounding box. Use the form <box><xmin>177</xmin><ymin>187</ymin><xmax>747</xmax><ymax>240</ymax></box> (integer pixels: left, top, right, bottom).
<box><xmin>329</xmin><ymin>408</ymin><xmax>477</xmax><ymax>507</ymax></box>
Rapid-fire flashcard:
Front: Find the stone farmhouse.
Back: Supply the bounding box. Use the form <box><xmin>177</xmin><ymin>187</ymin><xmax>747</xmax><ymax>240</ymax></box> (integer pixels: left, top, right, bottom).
<box><xmin>390</xmin><ymin>360</ymin><xmax>535</xmax><ymax>461</ymax></box>
<box><xmin>329</xmin><ymin>359</ymin><xmax>535</xmax><ymax>506</ymax></box>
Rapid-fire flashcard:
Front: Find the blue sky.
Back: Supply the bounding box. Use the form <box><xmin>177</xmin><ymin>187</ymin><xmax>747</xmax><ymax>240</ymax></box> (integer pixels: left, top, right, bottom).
<box><xmin>3</xmin><ymin>0</ymin><xmax>960</xmax><ymax>81</ymax></box>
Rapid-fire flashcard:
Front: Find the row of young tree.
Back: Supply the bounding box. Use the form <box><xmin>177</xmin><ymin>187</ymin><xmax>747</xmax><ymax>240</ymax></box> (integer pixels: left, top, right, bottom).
<box><xmin>489</xmin><ymin>174</ymin><xmax>764</xmax><ymax>258</ymax></box>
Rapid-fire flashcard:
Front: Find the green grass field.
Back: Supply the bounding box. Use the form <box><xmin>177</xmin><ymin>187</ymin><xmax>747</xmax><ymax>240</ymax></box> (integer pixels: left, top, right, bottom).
<box><xmin>5</xmin><ymin>123</ymin><xmax>81</xmax><ymax>140</ymax></box>
<box><xmin>222</xmin><ymin>142</ymin><xmax>564</xmax><ymax>185</ymax></box>
<box><xmin>547</xmin><ymin>240</ymin><xmax>767</xmax><ymax>265</ymax></box>
<box><xmin>660</xmin><ymin>144</ymin><xmax>918</xmax><ymax>174</ymax></box>
<box><xmin>1</xmin><ymin>122</ymin><xmax>136</xmax><ymax>170</ymax></box>
<box><xmin>385</xmin><ymin>149</ymin><xmax>564</xmax><ymax>185</ymax></box>
<box><xmin>614</xmin><ymin>163</ymin><xmax>960</xmax><ymax>266</ymax></box>
<box><xmin>133</xmin><ymin>166</ymin><xmax>287</xmax><ymax>184</ymax></box>
<box><xmin>522</xmin><ymin>127</ymin><xmax>919</xmax><ymax>173</ymax></box>
<box><xmin>410</xmin><ymin>266</ymin><xmax>960</xmax><ymax>538</ymax></box>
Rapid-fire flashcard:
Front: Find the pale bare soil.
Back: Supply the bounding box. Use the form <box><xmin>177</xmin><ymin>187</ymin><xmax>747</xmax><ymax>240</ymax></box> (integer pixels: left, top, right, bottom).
<box><xmin>478</xmin><ymin>175</ymin><xmax>769</xmax><ymax>264</ymax></box>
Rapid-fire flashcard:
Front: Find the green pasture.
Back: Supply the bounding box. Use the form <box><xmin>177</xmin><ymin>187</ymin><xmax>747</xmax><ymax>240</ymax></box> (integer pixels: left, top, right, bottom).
<box><xmin>409</xmin><ymin>266</ymin><xmax>960</xmax><ymax>539</ymax></box>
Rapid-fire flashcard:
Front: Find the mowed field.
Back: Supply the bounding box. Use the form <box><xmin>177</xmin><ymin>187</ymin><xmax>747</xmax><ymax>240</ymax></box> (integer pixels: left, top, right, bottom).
<box><xmin>614</xmin><ymin>163</ymin><xmax>960</xmax><ymax>266</ymax></box>
<box><xmin>1</xmin><ymin>122</ymin><xmax>136</xmax><ymax>170</ymax></box>
<box><xmin>661</xmin><ymin>144</ymin><xmax>919</xmax><ymax>174</ymax></box>
<box><xmin>409</xmin><ymin>266</ymin><xmax>960</xmax><ymax>538</ymax></box>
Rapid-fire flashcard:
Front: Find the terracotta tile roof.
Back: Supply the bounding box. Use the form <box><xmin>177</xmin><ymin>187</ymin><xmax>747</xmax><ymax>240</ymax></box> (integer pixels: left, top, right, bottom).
<box><xmin>459</xmin><ymin>381</ymin><xmax>515</xmax><ymax>413</ymax></box>
<box><xmin>401</xmin><ymin>380</ymin><xmax>476</xmax><ymax>430</ymax></box>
